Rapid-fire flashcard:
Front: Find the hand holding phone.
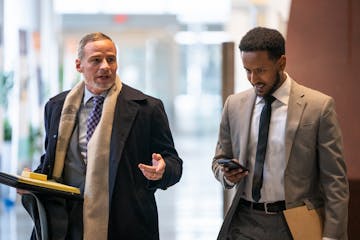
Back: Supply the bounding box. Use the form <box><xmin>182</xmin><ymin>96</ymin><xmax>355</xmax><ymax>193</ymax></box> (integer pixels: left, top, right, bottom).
<box><xmin>217</xmin><ymin>159</ymin><xmax>249</xmax><ymax>172</ymax></box>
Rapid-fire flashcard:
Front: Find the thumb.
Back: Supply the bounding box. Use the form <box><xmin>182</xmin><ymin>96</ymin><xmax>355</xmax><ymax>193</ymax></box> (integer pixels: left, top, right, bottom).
<box><xmin>152</xmin><ymin>153</ymin><xmax>161</xmax><ymax>161</ymax></box>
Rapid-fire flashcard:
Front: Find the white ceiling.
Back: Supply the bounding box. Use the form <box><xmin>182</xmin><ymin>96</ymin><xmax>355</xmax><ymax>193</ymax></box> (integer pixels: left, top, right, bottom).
<box><xmin>54</xmin><ymin>0</ymin><xmax>231</xmax><ymax>23</ymax></box>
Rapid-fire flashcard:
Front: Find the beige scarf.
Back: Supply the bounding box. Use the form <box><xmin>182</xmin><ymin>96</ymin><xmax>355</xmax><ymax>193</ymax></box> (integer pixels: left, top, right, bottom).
<box><xmin>53</xmin><ymin>76</ymin><xmax>122</xmax><ymax>240</ymax></box>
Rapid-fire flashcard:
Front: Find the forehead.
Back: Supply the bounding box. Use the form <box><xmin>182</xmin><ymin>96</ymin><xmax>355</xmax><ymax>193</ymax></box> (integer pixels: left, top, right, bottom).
<box><xmin>241</xmin><ymin>51</ymin><xmax>273</xmax><ymax>67</ymax></box>
<box><xmin>83</xmin><ymin>39</ymin><xmax>116</xmax><ymax>56</ymax></box>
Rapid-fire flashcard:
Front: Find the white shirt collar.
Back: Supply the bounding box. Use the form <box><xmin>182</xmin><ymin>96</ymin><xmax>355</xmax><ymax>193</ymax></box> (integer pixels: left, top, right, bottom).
<box><xmin>83</xmin><ymin>86</ymin><xmax>108</xmax><ymax>105</ymax></box>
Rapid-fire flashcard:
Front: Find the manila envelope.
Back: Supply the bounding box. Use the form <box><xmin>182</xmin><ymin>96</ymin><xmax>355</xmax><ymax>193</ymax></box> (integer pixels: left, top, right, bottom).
<box><xmin>283</xmin><ymin>205</ymin><xmax>324</xmax><ymax>240</ymax></box>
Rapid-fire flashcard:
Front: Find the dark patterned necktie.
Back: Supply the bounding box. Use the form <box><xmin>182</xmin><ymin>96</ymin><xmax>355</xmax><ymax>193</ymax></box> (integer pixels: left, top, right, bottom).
<box><xmin>252</xmin><ymin>95</ymin><xmax>276</xmax><ymax>202</ymax></box>
<box><xmin>86</xmin><ymin>95</ymin><xmax>105</xmax><ymax>142</ymax></box>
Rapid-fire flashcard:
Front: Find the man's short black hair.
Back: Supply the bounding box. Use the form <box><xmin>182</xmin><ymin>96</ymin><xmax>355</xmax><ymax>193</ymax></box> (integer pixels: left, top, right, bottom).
<box><xmin>239</xmin><ymin>27</ymin><xmax>285</xmax><ymax>61</ymax></box>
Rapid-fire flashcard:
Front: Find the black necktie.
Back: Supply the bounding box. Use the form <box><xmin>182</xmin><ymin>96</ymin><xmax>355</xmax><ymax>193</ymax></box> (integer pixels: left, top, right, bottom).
<box><xmin>252</xmin><ymin>95</ymin><xmax>276</xmax><ymax>202</ymax></box>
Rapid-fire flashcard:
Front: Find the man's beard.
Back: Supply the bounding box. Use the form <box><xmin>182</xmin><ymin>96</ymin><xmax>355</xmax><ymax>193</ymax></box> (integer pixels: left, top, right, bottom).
<box><xmin>267</xmin><ymin>71</ymin><xmax>281</xmax><ymax>96</ymax></box>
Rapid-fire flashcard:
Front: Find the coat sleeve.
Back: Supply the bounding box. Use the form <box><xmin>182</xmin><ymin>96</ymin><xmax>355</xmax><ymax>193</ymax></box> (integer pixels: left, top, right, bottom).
<box><xmin>147</xmin><ymin>100</ymin><xmax>183</xmax><ymax>190</ymax></box>
<box><xmin>34</xmin><ymin>101</ymin><xmax>53</xmax><ymax>174</ymax></box>
<box><xmin>34</xmin><ymin>96</ymin><xmax>65</xmax><ymax>176</ymax></box>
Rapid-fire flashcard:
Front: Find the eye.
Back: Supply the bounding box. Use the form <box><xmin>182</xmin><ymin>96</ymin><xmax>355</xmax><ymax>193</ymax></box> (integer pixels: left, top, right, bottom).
<box><xmin>255</xmin><ymin>68</ymin><xmax>266</xmax><ymax>74</ymax></box>
<box><xmin>107</xmin><ymin>57</ymin><xmax>116</xmax><ymax>63</ymax></box>
<box><xmin>91</xmin><ymin>58</ymin><xmax>101</xmax><ymax>64</ymax></box>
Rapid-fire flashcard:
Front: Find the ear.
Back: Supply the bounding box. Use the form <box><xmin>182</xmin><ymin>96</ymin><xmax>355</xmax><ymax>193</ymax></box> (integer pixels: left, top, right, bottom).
<box><xmin>75</xmin><ymin>59</ymin><xmax>82</xmax><ymax>73</ymax></box>
<box><xmin>278</xmin><ymin>55</ymin><xmax>286</xmax><ymax>71</ymax></box>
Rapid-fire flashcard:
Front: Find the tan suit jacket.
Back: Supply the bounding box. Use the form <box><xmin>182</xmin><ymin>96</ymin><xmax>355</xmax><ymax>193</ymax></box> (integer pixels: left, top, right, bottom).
<box><xmin>213</xmin><ymin>78</ymin><xmax>349</xmax><ymax>239</ymax></box>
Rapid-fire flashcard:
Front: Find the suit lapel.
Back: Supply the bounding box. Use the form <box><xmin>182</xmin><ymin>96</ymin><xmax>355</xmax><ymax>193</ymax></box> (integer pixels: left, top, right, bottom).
<box><xmin>285</xmin><ymin>80</ymin><xmax>306</xmax><ymax>163</ymax></box>
<box><xmin>238</xmin><ymin>90</ymin><xmax>256</xmax><ymax>167</ymax></box>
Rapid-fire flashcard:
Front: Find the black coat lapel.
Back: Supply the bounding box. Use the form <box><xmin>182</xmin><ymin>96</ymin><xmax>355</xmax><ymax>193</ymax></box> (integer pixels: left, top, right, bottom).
<box><xmin>108</xmin><ymin>86</ymin><xmax>143</xmax><ymax>203</ymax></box>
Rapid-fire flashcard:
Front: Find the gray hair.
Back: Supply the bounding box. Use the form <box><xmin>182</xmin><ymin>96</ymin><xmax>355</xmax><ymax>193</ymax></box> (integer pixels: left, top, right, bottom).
<box><xmin>77</xmin><ymin>32</ymin><xmax>114</xmax><ymax>59</ymax></box>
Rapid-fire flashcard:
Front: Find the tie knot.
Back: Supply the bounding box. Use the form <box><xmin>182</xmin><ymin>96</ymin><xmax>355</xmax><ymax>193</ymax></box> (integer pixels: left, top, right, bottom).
<box><xmin>264</xmin><ymin>95</ymin><xmax>276</xmax><ymax>105</ymax></box>
<box><xmin>92</xmin><ymin>95</ymin><xmax>104</xmax><ymax>106</ymax></box>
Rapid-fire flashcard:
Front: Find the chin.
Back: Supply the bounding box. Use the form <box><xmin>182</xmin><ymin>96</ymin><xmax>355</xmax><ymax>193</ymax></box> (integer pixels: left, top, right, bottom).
<box><xmin>87</xmin><ymin>82</ymin><xmax>114</xmax><ymax>94</ymax></box>
<box><xmin>97</xmin><ymin>83</ymin><xmax>114</xmax><ymax>91</ymax></box>
<box><xmin>101</xmin><ymin>81</ymin><xmax>114</xmax><ymax>88</ymax></box>
<box><xmin>255</xmin><ymin>89</ymin><xmax>266</xmax><ymax>97</ymax></box>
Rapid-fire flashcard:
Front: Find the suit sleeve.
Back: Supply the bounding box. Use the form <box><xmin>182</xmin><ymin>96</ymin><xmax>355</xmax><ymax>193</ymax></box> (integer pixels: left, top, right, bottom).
<box><xmin>212</xmin><ymin>95</ymin><xmax>236</xmax><ymax>189</ymax></box>
<box><xmin>318</xmin><ymin>98</ymin><xmax>349</xmax><ymax>238</ymax></box>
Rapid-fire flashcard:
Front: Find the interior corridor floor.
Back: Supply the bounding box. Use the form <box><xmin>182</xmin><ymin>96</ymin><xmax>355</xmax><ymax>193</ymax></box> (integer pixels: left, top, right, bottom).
<box><xmin>0</xmin><ymin>133</ymin><xmax>223</xmax><ymax>240</ymax></box>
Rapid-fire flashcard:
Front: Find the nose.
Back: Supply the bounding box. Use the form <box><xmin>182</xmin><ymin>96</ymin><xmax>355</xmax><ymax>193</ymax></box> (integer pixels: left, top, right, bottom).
<box><xmin>248</xmin><ymin>72</ymin><xmax>258</xmax><ymax>85</ymax></box>
<box><xmin>100</xmin><ymin>58</ymin><xmax>110</xmax><ymax>69</ymax></box>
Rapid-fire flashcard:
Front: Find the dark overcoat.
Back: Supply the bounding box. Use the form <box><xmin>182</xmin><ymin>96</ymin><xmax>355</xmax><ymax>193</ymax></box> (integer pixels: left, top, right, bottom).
<box><xmin>27</xmin><ymin>84</ymin><xmax>182</xmax><ymax>240</ymax></box>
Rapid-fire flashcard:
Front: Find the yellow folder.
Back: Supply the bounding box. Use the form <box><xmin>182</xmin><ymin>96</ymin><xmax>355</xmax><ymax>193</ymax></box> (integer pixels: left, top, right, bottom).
<box><xmin>0</xmin><ymin>171</ymin><xmax>81</xmax><ymax>198</ymax></box>
<box><xmin>283</xmin><ymin>205</ymin><xmax>324</xmax><ymax>240</ymax></box>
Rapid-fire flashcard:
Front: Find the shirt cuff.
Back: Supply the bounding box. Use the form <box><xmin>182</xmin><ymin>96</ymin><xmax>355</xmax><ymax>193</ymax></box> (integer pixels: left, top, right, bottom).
<box><xmin>223</xmin><ymin>176</ymin><xmax>235</xmax><ymax>188</ymax></box>
<box><xmin>322</xmin><ymin>237</ymin><xmax>337</xmax><ymax>240</ymax></box>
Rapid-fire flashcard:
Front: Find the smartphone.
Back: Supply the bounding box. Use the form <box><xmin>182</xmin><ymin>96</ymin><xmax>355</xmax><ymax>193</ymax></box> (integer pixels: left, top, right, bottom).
<box><xmin>217</xmin><ymin>159</ymin><xmax>249</xmax><ymax>172</ymax></box>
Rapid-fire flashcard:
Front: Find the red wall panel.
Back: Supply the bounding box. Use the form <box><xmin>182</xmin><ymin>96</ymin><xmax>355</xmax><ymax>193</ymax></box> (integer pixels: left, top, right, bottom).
<box><xmin>286</xmin><ymin>0</ymin><xmax>360</xmax><ymax>238</ymax></box>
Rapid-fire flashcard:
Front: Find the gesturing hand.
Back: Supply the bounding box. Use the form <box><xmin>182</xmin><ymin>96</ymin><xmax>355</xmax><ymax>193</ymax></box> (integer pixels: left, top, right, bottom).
<box><xmin>138</xmin><ymin>153</ymin><xmax>166</xmax><ymax>181</ymax></box>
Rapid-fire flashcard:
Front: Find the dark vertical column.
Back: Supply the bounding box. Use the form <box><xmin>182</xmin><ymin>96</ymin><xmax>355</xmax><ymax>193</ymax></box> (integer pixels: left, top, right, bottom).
<box><xmin>221</xmin><ymin>42</ymin><xmax>235</xmax><ymax>216</ymax></box>
<box><xmin>286</xmin><ymin>0</ymin><xmax>360</xmax><ymax>237</ymax></box>
<box><xmin>222</xmin><ymin>42</ymin><xmax>235</xmax><ymax>106</ymax></box>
